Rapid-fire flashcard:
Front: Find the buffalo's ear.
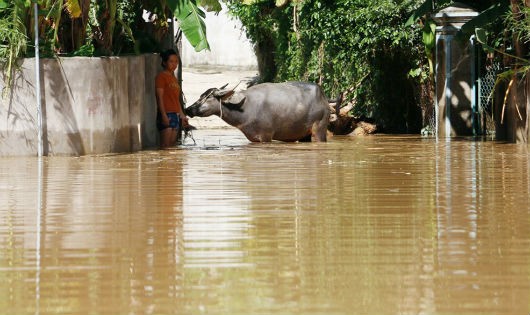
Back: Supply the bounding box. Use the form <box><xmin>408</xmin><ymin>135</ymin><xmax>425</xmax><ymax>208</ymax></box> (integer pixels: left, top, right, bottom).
<box><xmin>221</xmin><ymin>92</ymin><xmax>246</xmax><ymax>107</ymax></box>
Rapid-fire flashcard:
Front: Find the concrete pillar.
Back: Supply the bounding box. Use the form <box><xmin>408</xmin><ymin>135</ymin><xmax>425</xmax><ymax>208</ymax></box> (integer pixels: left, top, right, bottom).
<box><xmin>433</xmin><ymin>3</ymin><xmax>478</xmax><ymax>137</ymax></box>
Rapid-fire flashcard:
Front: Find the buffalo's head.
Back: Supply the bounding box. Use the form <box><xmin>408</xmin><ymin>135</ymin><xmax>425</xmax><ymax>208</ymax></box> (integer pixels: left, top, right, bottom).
<box><xmin>185</xmin><ymin>84</ymin><xmax>246</xmax><ymax>117</ymax></box>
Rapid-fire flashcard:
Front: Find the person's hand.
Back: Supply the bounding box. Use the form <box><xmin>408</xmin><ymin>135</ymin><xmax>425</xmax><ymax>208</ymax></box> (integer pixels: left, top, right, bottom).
<box><xmin>162</xmin><ymin>114</ymin><xmax>170</xmax><ymax>127</ymax></box>
<box><xmin>180</xmin><ymin>115</ymin><xmax>189</xmax><ymax>128</ymax></box>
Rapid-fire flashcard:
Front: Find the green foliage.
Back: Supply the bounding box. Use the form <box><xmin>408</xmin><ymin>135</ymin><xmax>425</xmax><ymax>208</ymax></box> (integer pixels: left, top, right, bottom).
<box><xmin>198</xmin><ymin>0</ymin><xmax>222</xmax><ymax>12</ymax></box>
<box><xmin>476</xmin><ymin>2</ymin><xmax>530</xmax><ymax>77</ymax></box>
<box><xmin>408</xmin><ymin>1</ymin><xmax>509</xmax><ymax>50</ymax></box>
<box><xmin>0</xmin><ymin>0</ymin><xmax>218</xmax><ymax>59</ymax></box>
<box><xmin>407</xmin><ymin>0</ymin><xmax>508</xmax><ymax>75</ymax></box>
<box><xmin>0</xmin><ymin>0</ymin><xmax>28</xmax><ymax>97</ymax></box>
<box><xmin>422</xmin><ymin>19</ymin><xmax>436</xmax><ymax>74</ymax></box>
<box><xmin>456</xmin><ymin>1</ymin><xmax>510</xmax><ymax>42</ymax></box>
<box><xmin>229</xmin><ymin>0</ymin><xmax>425</xmax><ymax>132</ymax></box>
<box><xmin>505</xmin><ymin>1</ymin><xmax>530</xmax><ymax>54</ymax></box>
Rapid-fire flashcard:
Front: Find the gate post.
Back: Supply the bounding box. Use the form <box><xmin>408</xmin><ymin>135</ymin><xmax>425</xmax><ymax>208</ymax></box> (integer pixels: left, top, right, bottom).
<box><xmin>433</xmin><ymin>3</ymin><xmax>478</xmax><ymax>137</ymax></box>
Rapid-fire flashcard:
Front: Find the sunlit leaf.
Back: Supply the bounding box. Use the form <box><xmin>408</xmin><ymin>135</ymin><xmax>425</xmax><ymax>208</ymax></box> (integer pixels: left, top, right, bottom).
<box><xmin>475</xmin><ymin>28</ymin><xmax>493</xmax><ymax>53</ymax></box>
<box><xmin>45</xmin><ymin>0</ymin><xmax>62</xmax><ymax>20</ymax></box>
<box><xmin>64</xmin><ymin>0</ymin><xmax>82</xmax><ymax>18</ymax></box>
<box><xmin>422</xmin><ymin>19</ymin><xmax>436</xmax><ymax>50</ymax></box>
<box><xmin>408</xmin><ymin>68</ymin><xmax>422</xmax><ymax>78</ymax></box>
<box><xmin>197</xmin><ymin>0</ymin><xmax>221</xmax><ymax>12</ymax></box>
<box><xmin>475</xmin><ymin>28</ymin><xmax>487</xmax><ymax>44</ymax></box>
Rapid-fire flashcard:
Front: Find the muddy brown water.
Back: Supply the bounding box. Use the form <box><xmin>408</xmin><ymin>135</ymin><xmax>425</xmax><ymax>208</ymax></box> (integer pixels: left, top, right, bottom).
<box><xmin>1</xmin><ymin>129</ymin><xmax>529</xmax><ymax>315</ymax></box>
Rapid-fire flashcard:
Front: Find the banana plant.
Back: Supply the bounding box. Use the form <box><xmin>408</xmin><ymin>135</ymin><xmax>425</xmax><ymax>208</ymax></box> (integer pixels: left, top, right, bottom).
<box><xmin>43</xmin><ymin>0</ymin><xmax>85</xmax><ymax>51</ymax></box>
<box><xmin>171</xmin><ymin>0</ymin><xmax>209</xmax><ymax>51</ymax></box>
<box><xmin>89</xmin><ymin>0</ymin><xmax>117</xmax><ymax>55</ymax></box>
<box><xmin>2</xmin><ymin>0</ymin><xmax>223</xmax><ymax>59</ymax></box>
<box><xmin>170</xmin><ymin>0</ymin><xmax>223</xmax><ymax>52</ymax></box>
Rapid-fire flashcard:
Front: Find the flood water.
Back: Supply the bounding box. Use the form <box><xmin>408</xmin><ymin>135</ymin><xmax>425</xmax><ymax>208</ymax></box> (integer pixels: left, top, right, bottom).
<box><xmin>1</xmin><ymin>129</ymin><xmax>529</xmax><ymax>315</ymax></box>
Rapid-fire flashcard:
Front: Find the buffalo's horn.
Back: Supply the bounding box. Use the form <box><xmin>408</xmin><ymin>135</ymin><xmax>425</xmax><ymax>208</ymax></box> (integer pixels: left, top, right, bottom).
<box><xmin>230</xmin><ymin>80</ymin><xmax>242</xmax><ymax>91</ymax></box>
<box><xmin>219</xmin><ymin>83</ymin><xmax>229</xmax><ymax>89</ymax></box>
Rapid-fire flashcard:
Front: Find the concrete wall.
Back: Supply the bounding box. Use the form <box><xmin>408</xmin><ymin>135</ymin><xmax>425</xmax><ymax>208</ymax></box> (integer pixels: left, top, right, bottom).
<box><xmin>180</xmin><ymin>5</ymin><xmax>257</xmax><ymax>68</ymax></box>
<box><xmin>0</xmin><ymin>55</ymin><xmax>160</xmax><ymax>156</ymax></box>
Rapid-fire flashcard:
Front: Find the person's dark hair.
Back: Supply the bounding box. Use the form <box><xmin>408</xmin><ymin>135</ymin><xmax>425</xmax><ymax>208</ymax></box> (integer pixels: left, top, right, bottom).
<box><xmin>160</xmin><ymin>49</ymin><xmax>178</xmax><ymax>68</ymax></box>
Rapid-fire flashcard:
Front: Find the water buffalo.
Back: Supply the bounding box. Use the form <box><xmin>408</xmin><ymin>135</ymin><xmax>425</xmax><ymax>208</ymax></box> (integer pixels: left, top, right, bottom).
<box><xmin>185</xmin><ymin>82</ymin><xmax>330</xmax><ymax>142</ymax></box>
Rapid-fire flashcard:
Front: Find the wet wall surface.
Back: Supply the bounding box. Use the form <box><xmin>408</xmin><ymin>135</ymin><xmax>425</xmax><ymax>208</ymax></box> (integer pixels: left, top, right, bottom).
<box><xmin>1</xmin><ymin>129</ymin><xmax>529</xmax><ymax>315</ymax></box>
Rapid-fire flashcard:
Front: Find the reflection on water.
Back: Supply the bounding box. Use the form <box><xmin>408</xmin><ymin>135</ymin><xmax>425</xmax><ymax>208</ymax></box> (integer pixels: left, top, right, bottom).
<box><xmin>1</xmin><ymin>129</ymin><xmax>529</xmax><ymax>315</ymax></box>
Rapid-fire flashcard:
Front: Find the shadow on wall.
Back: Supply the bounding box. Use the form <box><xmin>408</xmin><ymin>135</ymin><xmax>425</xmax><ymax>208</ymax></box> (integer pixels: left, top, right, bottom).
<box><xmin>434</xmin><ymin>36</ymin><xmax>475</xmax><ymax>137</ymax></box>
<box><xmin>46</xmin><ymin>57</ymin><xmax>85</xmax><ymax>155</ymax></box>
<box><xmin>447</xmin><ymin>49</ymin><xmax>474</xmax><ymax>136</ymax></box>
<box><xmin>1</xmin><ymin>68</ymin><xmax>43</xmax><ymax>155</ymax></box>
<box><xmin>0</xmin><ymin>55</ymin><xmax>159</xmax><ymax>156</ymax></box>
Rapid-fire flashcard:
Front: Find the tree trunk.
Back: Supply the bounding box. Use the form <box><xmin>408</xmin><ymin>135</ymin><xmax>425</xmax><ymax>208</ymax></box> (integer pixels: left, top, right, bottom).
<box><xmin>59</xmin><ymin>0</ymin><xmax>91</xmax><ymax>53</ymax></box>
<box><xmin>93</xmin><ymin>0</ymin><xmax>117</xmax><ymax>55</ymax></box>
<box><xmin>74</xmin><ymin>0</ymin><xmax>91</xmax><ymax>50</ymax></box>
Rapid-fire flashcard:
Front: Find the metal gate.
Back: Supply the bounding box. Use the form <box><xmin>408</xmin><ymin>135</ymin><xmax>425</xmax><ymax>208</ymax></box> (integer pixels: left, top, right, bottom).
<box><xmin>475</xmin><ymin>47</ymin><xmax>501</xmax><ymax>136</ymax></box>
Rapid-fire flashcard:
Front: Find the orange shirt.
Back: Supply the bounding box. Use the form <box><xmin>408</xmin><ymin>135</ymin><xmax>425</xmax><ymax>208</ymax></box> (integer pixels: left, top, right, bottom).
<box><xmin>155</xmin><ymin>71</ymin><xmax>181</xmax><ymax>113</ymax></box>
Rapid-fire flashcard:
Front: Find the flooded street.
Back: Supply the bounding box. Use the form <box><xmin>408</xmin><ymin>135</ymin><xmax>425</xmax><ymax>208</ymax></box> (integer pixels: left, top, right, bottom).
<box><xmin>1</xmin><ymin>129</ymin><xmax>530</xmax><ymax>315</ymax></box>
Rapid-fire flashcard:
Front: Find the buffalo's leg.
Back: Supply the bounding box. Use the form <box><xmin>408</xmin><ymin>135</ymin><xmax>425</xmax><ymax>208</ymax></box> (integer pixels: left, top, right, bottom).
<box><xmin>259</xmin><ymin>134</ymin><xmax>273</xmax><ymax>142</ymax></box>
<box><xmin>299</xmin><ymin>134</ymin><xmax>312</xmax><ymax>142</ymax></box>
<box><xmin>244</xmin><ymin>133</ymin><xmax>273</xmax><ymax>142</ymax></box>
<box><xmin>312</xmin><ymin>119</ymin><xmax>328</xmax><ymax>142</ymax></box>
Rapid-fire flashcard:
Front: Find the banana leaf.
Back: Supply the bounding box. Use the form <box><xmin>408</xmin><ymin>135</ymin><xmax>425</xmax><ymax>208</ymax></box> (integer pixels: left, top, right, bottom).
<box><xmin>64</xmin><ymin>0</ymin><xmax>81</xmax><ymax>18</ymax></box>
<box><xmin>405</xmin><ymin>0</ymin><xmax>433</xmax><ymax>27</ymax></box>
<box><xmin>197</xmin><ymin>0</ymin><xmax>221</xmax><ymax>12</ymax></box>
<box><xmin>455</xmin><ymin>2</ymin><xmax>510</xmax><ymax>42</ymax></box>
<box><xmin>170</xmin><ymin>0</ymin><xmax>210</xmax><ymax>52</ymax></box>
<box><xmin>405</xmin><ymin>0</ymin><xmax>452</xmax><ymax>27</ymax></box>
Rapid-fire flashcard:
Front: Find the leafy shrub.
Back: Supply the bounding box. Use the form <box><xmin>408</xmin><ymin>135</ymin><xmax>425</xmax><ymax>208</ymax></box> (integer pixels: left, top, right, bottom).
<box><xmin>228</xmin><ymin>0</ymin><xmax>426</xmax><ymax>132</ymax></box>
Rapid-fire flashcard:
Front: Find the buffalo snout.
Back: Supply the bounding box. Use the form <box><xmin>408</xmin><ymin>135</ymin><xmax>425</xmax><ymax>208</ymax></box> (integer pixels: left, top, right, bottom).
<box><xmin>185</xmin><ymin>104</ymin><xmax>198</xmax><ymax>117</ymax></box>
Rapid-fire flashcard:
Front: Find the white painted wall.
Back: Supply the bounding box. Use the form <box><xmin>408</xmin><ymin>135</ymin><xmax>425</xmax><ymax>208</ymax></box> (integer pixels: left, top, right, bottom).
<box><xmin>179</xmin><ymin>5</ymin><xmax>257</xmax><ymax>68</ymax></box>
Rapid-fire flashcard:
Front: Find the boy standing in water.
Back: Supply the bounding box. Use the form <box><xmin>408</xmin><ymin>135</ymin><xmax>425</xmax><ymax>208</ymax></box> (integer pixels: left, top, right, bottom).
<box><xmin>155</xmin><ymin>49</ymin><xmax>189</xmax><ymax>148</ymax></box>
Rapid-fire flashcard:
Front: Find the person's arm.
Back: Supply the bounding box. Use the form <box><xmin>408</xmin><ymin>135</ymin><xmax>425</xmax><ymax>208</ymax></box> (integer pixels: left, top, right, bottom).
<box><xmin>176</xmin><ymin>84</ymin><xmax>189</xmax><ymax>127</ymax></box>
<box><xmin>177</xmin><ymin>106</ymin><xmax>189</xmax><ymax>127</ymax></box>
<box><xmin>156</xmin><ymin>87</ymin><xmax>169</xmax><ymax>127</ymax></box>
